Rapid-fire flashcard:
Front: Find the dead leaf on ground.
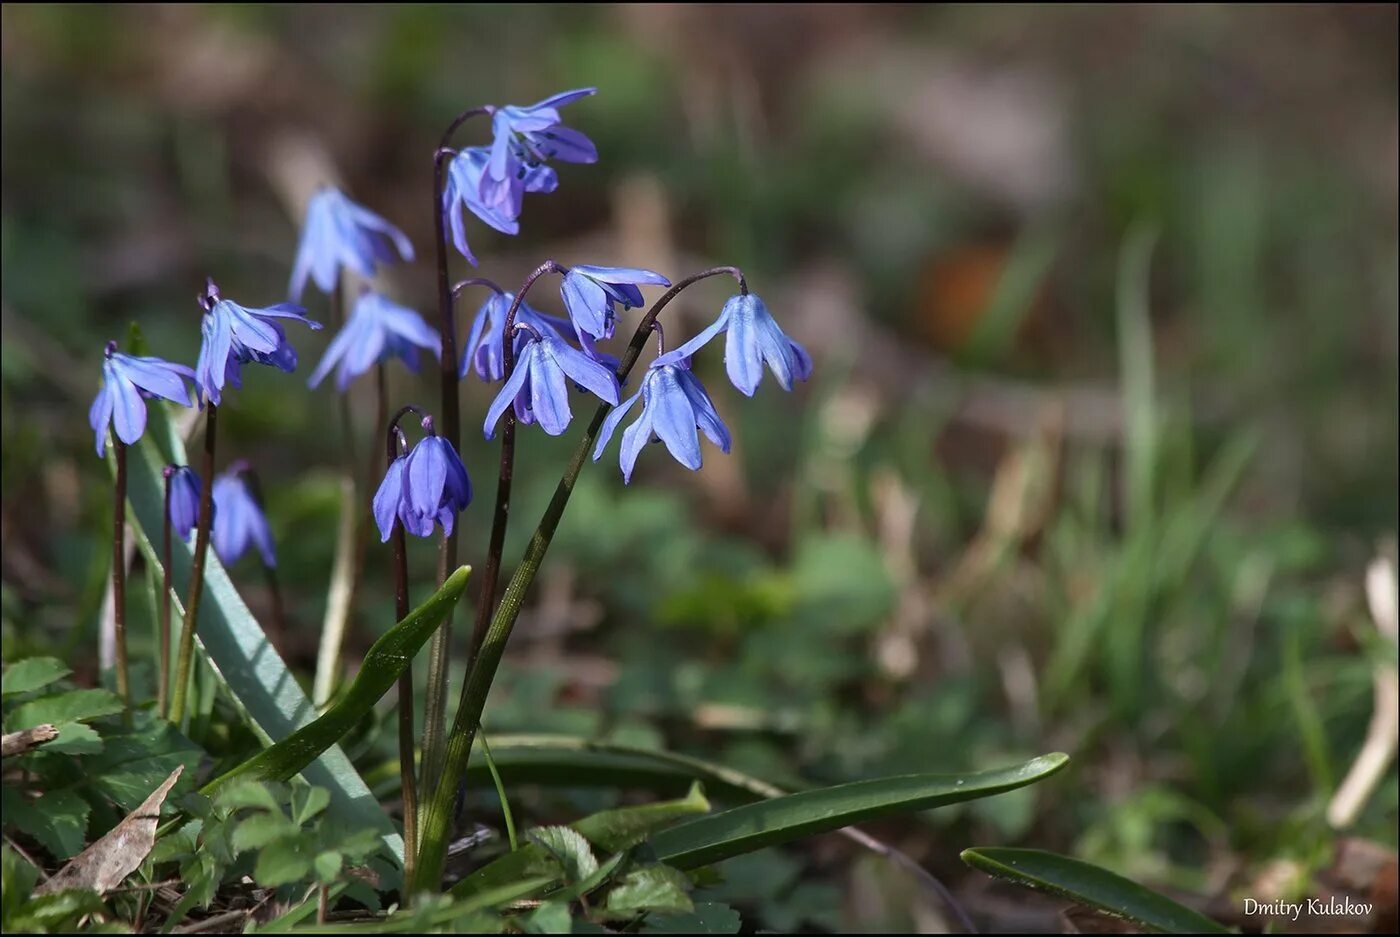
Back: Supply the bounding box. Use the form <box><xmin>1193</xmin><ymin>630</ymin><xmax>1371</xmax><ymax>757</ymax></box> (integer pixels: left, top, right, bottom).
<box><xmin>36</xmin><ymin>764</ymin><xmax>183</xmax><ymax>897</ymax></box>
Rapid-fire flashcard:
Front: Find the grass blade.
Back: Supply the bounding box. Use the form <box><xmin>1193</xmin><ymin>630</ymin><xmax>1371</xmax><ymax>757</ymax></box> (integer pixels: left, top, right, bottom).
<box><xmin>650</xmin><ymin>753</ymin><xmax>1068</xmax><ymax>870</ymax></box>
<box><xmin>960</xmin><ymin>847</ymin><xmax>1229</xmax><ymax>933</ymax></box>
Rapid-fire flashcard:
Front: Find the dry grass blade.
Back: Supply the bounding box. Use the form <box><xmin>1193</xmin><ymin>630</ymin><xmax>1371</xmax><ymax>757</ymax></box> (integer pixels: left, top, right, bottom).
<box><xmin>1</xmin><ymin>723</ymin><xmax>60</xmax><ymax>757</ymax></box>
<box><xmin>36</xmin><ymin>765</ymin><xmax>184</xmax><ymax>896</ymax></box>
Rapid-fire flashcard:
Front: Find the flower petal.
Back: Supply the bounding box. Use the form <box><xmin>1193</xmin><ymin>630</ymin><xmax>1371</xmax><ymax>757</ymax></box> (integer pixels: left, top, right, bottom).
<box><xmin>372</xmin><ymin>457</ymin><xmax>407</xmax><ymax>542</ymax></box>
<box><xmin>483</xmin><ymin>344</ymin><xmax>534</xmax><ymax>439</ymax></box>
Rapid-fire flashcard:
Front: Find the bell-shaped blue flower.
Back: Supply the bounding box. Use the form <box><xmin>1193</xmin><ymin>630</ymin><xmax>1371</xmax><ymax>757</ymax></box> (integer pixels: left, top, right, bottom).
<box><xmin>442</xmin><ymin>148</ymin><xmax>521</xmax><ymax>266</ymax></box>
<box><xmin>308</xmin><ymin>291</ymin><xmax>441</xmax><ymax>391</ymax></box>
<box><xmin>485</xmin><ymin>88</ymin><xmax>597</xmax><ymax>201</ymax></box>
<box><xmin>656</xmin><ymin>292</ymin><xmax>811</xmax><ymax>397</ymax></box>
<box><xmin>593</xmin><ymin>361</ymin><xmax>730</xmax><ymax>483</ymax></box>
<box><xmin>460</xmin><ymin>290</ymin><xmax>573</xmax><ymax>382</ymax></box>
<box><xmin>484</xmin><ymin>330</ymin><xmax>620</xmax><ymax>438</ymax></box>
<box><xmin>372</xmin><ymin>416</ymin><xmax>472</xmax><ymax>541</ymax></box>
<box><xmin>164</xmin><ymin>465</ymin><xmax>207</xmax><ymax>541</ymax></box>
<box><xmin>560</xmin><ymin>265</ymin><xmax>670</xmax><ymax>341</ymax></box>
<box><xmin>89</xmin><ymin>340</ymin><xmax>196</xmax><ymax>457</ymax></box>
<box><xmin>211</xmin><ymin>465</ymin><xmax>276</xmax><ymax>568</ymax></box>
<box><xmin>194</xmin><ymin>279</ymin><xmax>322</xmax><ymax>406</ymax></box>
<box><xmin>288</xmin><ymin>186</ymin><xmax>414</xmax><ymax>302</ymax></box>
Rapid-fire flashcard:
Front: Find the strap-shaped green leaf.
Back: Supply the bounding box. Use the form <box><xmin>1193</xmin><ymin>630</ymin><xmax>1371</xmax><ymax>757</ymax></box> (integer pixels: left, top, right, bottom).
<box><xmin>960</xmin><ymin>847</ymin><xmax>1229</xmax><ymax>934</ymax></box>
<box><xmin>111</xmin><ymin>399</ymin><xmax>417</xmax><ymax>860</ymax></box>
<box><xmin>650</xmin><ymin>754</ymin><xmax>1068</xmax><ymax>870</ymax></box>
<box><xmin>203</xmin><ymin>565</ymin><xmax>471</xmax><ymax>793</ymax></box>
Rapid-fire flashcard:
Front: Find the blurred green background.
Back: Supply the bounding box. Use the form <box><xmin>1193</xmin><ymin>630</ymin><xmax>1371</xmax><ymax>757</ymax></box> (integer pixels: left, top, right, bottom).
<box><xmin>2</xmin><ymin>4</ymin><xmax>1396</xmax><ymax>931</ymax></box>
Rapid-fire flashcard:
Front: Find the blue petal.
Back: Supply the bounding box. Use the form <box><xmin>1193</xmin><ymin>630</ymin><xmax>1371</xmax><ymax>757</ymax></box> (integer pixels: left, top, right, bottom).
<box><xmin>654</xmin><ymin>301</ymin><xmax>732</xmax><ymax>368</ymax></box>
<box><xmin>109</xmin><ymin>368</ymin><xmax>148</xmax><ymax>446</ymax></box>
<box><xmin>89</xmin><ymin>384</ymin><xmax>113</xmax><ymax>457</ymax></box>
<box><xmin>561</xmin><ymin>271</ymin><xmax>611</xmax><ymax>339</ymax></box>
<box><xmin>529</xmin><ymin>125</ymin><xmax>597</xmax><ymax>164</ymax></box>
<box><xmin>372</xmin><ymin>457</ymin><xmax>407</xmax><ymax>542</ymax></box>
<box><xmin>618</xmin><ymin>400</ymin><xmax>654</xmax><ymax>484</ymax></box>
<box><xmin>549</xmin><ymin>336</ymin><xmax>619</xmax><ymax>405</ymax></box>
<box><xmin>406</xmin><ymin>437</ymin><xmax>448</xmax><ymax>519</ymax></box>
<box><xmin>678</xmin><ymin>368</ymin><xmax>731</xmax><ymax>452</ymax></box>
<box><xmin>648</xmin><ymin>368</ymin><xmax>702</xmax><ymax>470</ymax></box>
<box><xmin>529</xmin><ymin>348</ymin><xmax>573</xmax><ymax>436</ymax></box>
<box><xmin>592</xmin><ymin>390</ymin><xmax>641</xmax><ymax>461</ymax></box>
<box><xmin>724</xmin><ymin>298</ymin><xmax>765</xmax><ymax>396</ymax></box>
<box><xmin>483</xmin><ymin>343</ymin><xmax>534</xmax><ymax>438</ymax></box>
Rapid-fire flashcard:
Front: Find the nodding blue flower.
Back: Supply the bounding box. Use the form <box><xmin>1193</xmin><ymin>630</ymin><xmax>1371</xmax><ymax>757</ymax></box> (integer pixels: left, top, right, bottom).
<box><xmin>372</xmin><ymin>416</ymin><xmax>472</xmax><ymax>541</ymax></box>
<box><xmin>460</xmin><ymin>290</ymin><xmax>573</xmax><ymax>382</ymax></box>
<box><xmin>485</xmin><ymin>88</ymin><xmax>597</xmax><ymax>200</ymax></box>
<box><xmin>288</xmin><ymin>186</ymin><xmax>414</xmax><ymax>302</ymax></box>
<box><xmin>89</xmin><ymin>340</ymin><xmax>196</xmax><ymax>457</ymax></box>
<box><xmin>656</xmin><ymin>292</ymin><xmax>811</xmax><ymax>397</ymax></box>
<box><xmin>593</xmin><ymin>361</ymin><xmax>730</xmax><ymax>483</ymax></box>
<box><xmin>194</xmin><ymin>278</ymin><xmax>322</xmax><ymax>406</ymax></box>
<box><xmin>560</xmin><ymin>265</ymin><xmax>671</xmax><ymax>342</ymax></box>
<box><xmin>164</xmin><ymin>465</ymin><xmax>207</xmax><ymax>541</ymax></box>
<box><xmin>484</xmin><ymin>329</ymin><xmax>620</xmax><ymax>438</ymax></box>
<box><xmin>442</xmin><ymin>148</ymin><xmax>521</xmax><ymax>266</ymax></box>
<box><xmin>308</xmin><ymin>291</ymin><xmax>441</xmax><ymax>391</ymax></box>
<box><xmin>211</xmin><ymin>465</ymin><xmax>276</xmax><ymax>568</ymax></box>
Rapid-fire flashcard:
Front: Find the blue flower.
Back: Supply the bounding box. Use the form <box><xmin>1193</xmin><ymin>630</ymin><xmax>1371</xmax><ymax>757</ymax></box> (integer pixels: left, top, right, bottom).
<box><xmin>89</xmin><ymin>340</ymin><xmax>196</xmax><ymax>457</ymax></box>
<box><xmin>560</xmin><ymin>265</ymin><xmax>670</xmax><ymax>341</ymax></box>
<box><xmin>592</xmin><ymin>361</ymin><xmax>730</xmax><ymax>483</ymax></box>
<box><xmin>484</xmin><ymin>330</ymin><xmax>620</xmax><ymax>438</ymax></box>
<box><xmin>656</xmin><ymin>292</ymin><xmax>811</xmax><ymax>397</ymax></box>
<box><xmin>164</xmin><ymin>465</ymin><xmax>207</xmax><ymax>541</ymax></box>
<box><xmin>485</xmin><ymin>88</ymin><xmax>597</xmax><ymax>199</ymax></box>
<box><xmin>442</xmin><ymin>148</ymin><xmax>522</xmax><ymax>266</ymax></box>
<box><xmin>460</xmin><ymin>290</ymin><xmax>573</xmax><ymax>382</ymax></box>
<box><xmin>308</xmin><ymin>291</ymin><xmax>441</xmax><ymax>391</ymax></box>
<box><xmin>194</xmin><ymin>279</ymin><xmax>322</xmax><ymax>406</ymax></box>
<box><xmin>288</xmin><ymin>186</ymin><xmax>414</xmax><ymax>302</ymax></box>
<box><xmin>372</xmin><ymin>416</ymin><xmax>472</xmax><ymax>541</ymax></box>
<box><xmin>211</xmin><ymin>466</ymin><xmax>276</xmax><ymax>568</ymax></box>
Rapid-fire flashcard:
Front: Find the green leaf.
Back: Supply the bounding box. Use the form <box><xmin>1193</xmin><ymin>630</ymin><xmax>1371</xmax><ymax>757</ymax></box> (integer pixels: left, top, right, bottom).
<box><xmin>6</xmin><ymin>889</ymin><xmax>109</xmax><ymax>932</ymax></box>
<box><xmin>2</xmin><ymin>846</ymin><xmax>41</xmax><ymax>926</ymax></box>
<box><xmin>200</xmin><ymin>566</ymin><xmax>473</xmax><ymax>795</ymax></box>
<box><xmin>8</xmin><ymin>689</ymin><xmax>122</xmax><ymax>729</ymax></box>
<box><xmin>959</xmin><ymin>847</ymin><xmax>1229</xmax><ymax>934</ymax></box>
<box><xmin>529</xmin><ymin>826</ymin><xmax>598</xmax><ymax>884</ymax></box>
<box><xmin>9</xmin><ymin>790</ymin><xmax>90</xmax><ymax>859</ymax></box>
<box><xmin>642</xmin><ymin>901</ymin><xmax>742</xmax><ymax>934</ymax></box>
<box><xmin>232</xmin><ymin>812</ymin><xmax>294</xmax><ymax>854</ymax></box>
<box><xmin>523</xmin><ymin>901</ymin><xmax>573</xmax><ymax>934</ymax></box>
<box><xmin>83</xmin><ymin>720</ymin><xmax>200</xmax><ymax>812</ymax></box>
<box><xmin>651</xmin><ymin>754</ymin><xmax>1069</xmax><ymax>869</ymax></box>
<box><xmin>575</xmin><ymin>782</ymin><xmax>710</xmax><ymax>853</ymax></box>
<box><xmin>1</xmin><ymin>658</ymin><xmax>72</xmax><ymax>697</ymax></box>
<box><xmin>606</xmin><ymin>865</ymin><xmax>693</xmax><ymax>914</ymax></box>
<box><xmin>313</xmin><ymin>850</ymin><xmax>343</xmax><ymax>883</ymax></box>
<box><xmin>113</xmin><ymin>404</ymin><xmax>412</xmax><ymax>862</ymax></box>
<box><xmin>255</xmin><ymin>838</ymin><xmax>311</xmax><ymax>888</ymax></box>
<box><xmin>214</xmin><ymin>780</ymin><xmax>285</xmax><ymax>814</ymax></box>
<box><xmin>292</xmin><ymin>785</ymin><xmax>331</xmax><ymax>827</ymax></box>
<box><xmin>42</xmin><ymin>722</ymin><xmax>103</xmax><ymax>756</ymax></box>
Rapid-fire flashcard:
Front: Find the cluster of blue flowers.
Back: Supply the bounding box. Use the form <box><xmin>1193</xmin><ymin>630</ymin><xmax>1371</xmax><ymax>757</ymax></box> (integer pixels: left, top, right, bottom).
<box><xmin>90</xmin><ymin>85</ymin><xmax>811</xmax><ymax>560</ymax></box>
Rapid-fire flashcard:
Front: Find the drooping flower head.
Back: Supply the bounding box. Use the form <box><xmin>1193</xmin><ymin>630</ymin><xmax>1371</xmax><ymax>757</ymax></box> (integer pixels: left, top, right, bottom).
<box><xmin>593</xmin><ymin>360</ymin><xmax>730</xmax><ymax>483</ymax></box>
<box><xmin>656</xmin><ymin>292</ymin><xmax>811</xmax><ymax>397</ymax></box>
<box><xmin>308</xmin><ymin>290</ymin><xmax>441</xmax><ymax>391</ymax></box>
<box><xmin>560</xmin><ymin>265</ymin><xmax>671</xmax><ymax>342</ymax></box>
<box><xmin>163</xmin><ymin>465</ymin><xmax>208</xmax><ymax>542</ymax></box>
<box><xmin>194</xmin><ymin>278</ymin><xmax>322</xmax><ymax>406</ymax></box>
<box><xmin>483</xmin><ymin>328</ymin><xmax>620</xmax><ymax>438</ymax></box>
<box><xmin>288</xmin><ymin>186</ymin><xmax>414</xmax><ymax>302</ymax></box>
<box><xmin>484</xmin><ymin>88</ymin><xmax>597</xmax><ymax>207</ymax></box>
<box><xmin>460</xmin><ymin>289</ymin><xmax>573</xmax><ymax>383</ymax></box>
<box><xmin>372</xmin><ymin>415</ymin><xmax>472</xmax><ymax>541</ymax></box>
<box><xmin>211</xmin><ymin>462</ymin><xmax>276</xmax><ymax>568</ymax></box>
<box><xmin>89</xmin><ymin>340</ymin><xmax>196</xmax><ymax>457</ymax></box>
<box><xmin>439</xmin><ymin>147</ymin><xmax>523</xmax><ymax>266</ymax></box>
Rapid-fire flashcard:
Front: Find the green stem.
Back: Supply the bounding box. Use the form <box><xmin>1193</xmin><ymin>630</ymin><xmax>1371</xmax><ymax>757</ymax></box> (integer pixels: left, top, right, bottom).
<box><xmin>112</xmin><ymin>439</ymin><xmax>131</xmax><ymax>721</ymax></box>
<box><xmin>410</xmin><ymin>266</ymin><xmax>744</xmax><ymax>892</ymax></box>
<box><xmin>170</xmin><ymin>404</ymin><xmax>217</xmax><ymax>726</ymax></box>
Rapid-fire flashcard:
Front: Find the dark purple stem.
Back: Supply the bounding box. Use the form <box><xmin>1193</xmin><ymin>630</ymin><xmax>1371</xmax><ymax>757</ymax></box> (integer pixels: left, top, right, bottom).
<box><xmin>159</xmin><ymin>467</ymin><xmax>173</xmax><ymax>717</ymax></box>
<box><xmin>387</xmin><ymin>418</ymin><xmax>417</xmax><ymax>901</ymax></box>
<box><xmin>112</xmin><ymin>439</ymin><xmax>130</xmax><ymax>721</ymax></box>
<box><xmin>467</xmin><ymin>261</ymin><xmax>562</xmax><ymax>666</ymax></box>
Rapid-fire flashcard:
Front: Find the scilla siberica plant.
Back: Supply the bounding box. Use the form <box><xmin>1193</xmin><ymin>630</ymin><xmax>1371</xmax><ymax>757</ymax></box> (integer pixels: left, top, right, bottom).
<box><xmin>88</xmin><ymin>85</ymin><xmax>810</xmax><ymax>903</ymax></box>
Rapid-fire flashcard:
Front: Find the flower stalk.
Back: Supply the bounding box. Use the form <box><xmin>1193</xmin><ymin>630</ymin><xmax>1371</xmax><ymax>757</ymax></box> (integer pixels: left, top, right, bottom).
<box><xmin>386</xmin><ymin>414</ymin><xmax>418</xmax><ymax>902</ymax></box>
<box><xmin>170</xmin><ymin>403</ymin><xmax>218</xmax><ymax>726</ymax></box>
<box><xmin>420</xmin><ymin>107</ymin><xmax>488</xmax><ymax>800</ymax></box>
<box><xmin>411</xmin><ymin>266</ymin><xmax>744</xmax><ymax>891</ymax></box>
<box><xmin>111</xmin><ymin>438</ymin><xmax>131</xmax><ymax>720</ymax></box>
<box><xmin>159</xmin><ymin>467</ymin><xmax>174</xmax><ymax>717</ymax></box>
